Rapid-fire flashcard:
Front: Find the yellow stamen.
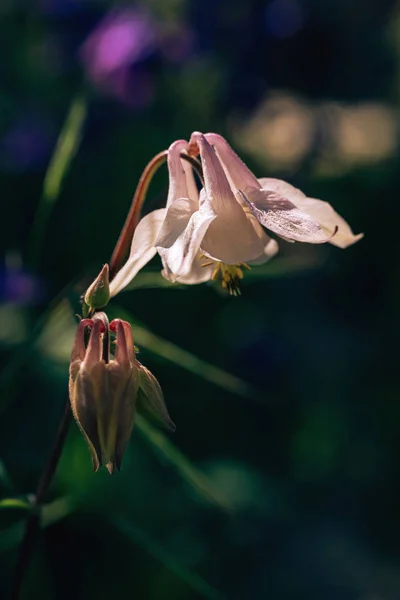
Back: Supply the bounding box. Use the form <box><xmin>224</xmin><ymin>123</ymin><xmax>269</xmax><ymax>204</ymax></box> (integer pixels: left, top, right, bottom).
<box><xmin>209</xmin><ymin>262</ymin><xmax>251</xmax><ymax>295</ymax></box>
<box><xmin>200</xmin><ymin>260</ymin><xmax>214</xmax><ymax>268</ymax></box>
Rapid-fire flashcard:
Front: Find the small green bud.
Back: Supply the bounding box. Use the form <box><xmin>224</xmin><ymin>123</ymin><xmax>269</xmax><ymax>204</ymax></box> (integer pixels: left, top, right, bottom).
<box><xmin>84</xmin><ymin>264</ymin><xmax>110</xmax><ymax>310</ymax></box>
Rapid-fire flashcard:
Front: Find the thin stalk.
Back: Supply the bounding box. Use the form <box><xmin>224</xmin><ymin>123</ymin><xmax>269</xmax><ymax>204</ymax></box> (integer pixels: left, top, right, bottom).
<box><xmin>9</xmin><ymin>400</ymin><xmax>72</xmax><ymax>600</ymax></box>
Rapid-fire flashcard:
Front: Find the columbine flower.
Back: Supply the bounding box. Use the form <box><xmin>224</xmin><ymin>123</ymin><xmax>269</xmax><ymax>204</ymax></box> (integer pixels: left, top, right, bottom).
<box><xmin>69</xmin><ymin>312</ymin><xmax>174</xmax><ymax>474</ymax></box>
<box><xmin>204</xmin><ymin>133</ymin><xmax>364</xmax><ymax>250</ymax></box>
<box><xmin>109</xmin><ymin>131</ymin><xmax>362</xmax><ymax>297</ymax></box>
<box><xmin>155</xmin><ymin>134</ymin><xmax>279</xmax><ymax>294</ymax></box>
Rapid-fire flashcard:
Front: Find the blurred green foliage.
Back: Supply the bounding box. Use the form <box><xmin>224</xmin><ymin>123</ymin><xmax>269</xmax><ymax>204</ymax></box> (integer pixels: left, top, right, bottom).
<box><xmin>1</xmin><ymin>0</ymin><xmax>400</xmax><ymax>599</ymax></box>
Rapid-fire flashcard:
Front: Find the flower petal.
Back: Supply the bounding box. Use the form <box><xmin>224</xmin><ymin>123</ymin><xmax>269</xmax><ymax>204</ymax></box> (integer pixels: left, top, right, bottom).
<box><xmin>162</xmin><ymin>252</ymin><xmax>214</xmax><ymax>284</ymax></box>
<box><xmin>241</xmin><ymin>189</ymin><xmax>332</xmax><ymax>244</ymax></box>
<box><xmin>182</xmin><ymin>156</ymin><xmax>199</xmax><ymax>203</ymax></box>
<box><xmin>200</xmin><ymin>210</ymin><xmax>267</xmax><ymax>264</ymax></box>
<box><xmin>109</xmin><ymin>208</ymin><xmax>166</xmax><ymax>297</ymax></box>
<box><xmin>248</xmin><ymin>237</ymin><xmax>280</xmax><ymax>265</ymax></box>
<box><xmin>257</xmin><ymin>177</ymin><xmax>307</xmax><ymax>203</ymax></box>
<box><xmin>205</xmin><ymin>132</ymin><xmax>260</xmax><ymax>193</ymax></box>
<box><xmin>157</xmin><ymin>200</ymin><xmax>217</xmax><ymax>278</ymax></box>
<box><xmin>245</xmin><ymin>213</ymin><xmax>279</xmax><ymax>265</ymax></box>
<box><xmin>190</xmin><ymin>132</ymin><xmax>237</xmax><ymax>212</ymax></box>
<box><xmin>166</xmin><ymin>140</ymin><xmax>191</xmax><ymax>207</ymax></box>
<box><xmin>188</xmin><ymin>133</ymin><xmax>266</xmax><ymax>263</ymax></box>
<box><xmin>155</xmin><ymin>197</ymin><xmax>197</xmax><ymax>248</ymax></box>
<box><xmin>290</xmin><ymin>196</ymin><xmax>364</xmax><ymax>248</ymax></box>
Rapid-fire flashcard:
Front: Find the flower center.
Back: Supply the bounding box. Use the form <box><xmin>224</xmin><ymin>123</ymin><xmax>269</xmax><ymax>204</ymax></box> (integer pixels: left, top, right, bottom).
<box><xmin>201</xmin><ymin>257</ymin><xmax>250</xmax><ymax>295</ymax></box>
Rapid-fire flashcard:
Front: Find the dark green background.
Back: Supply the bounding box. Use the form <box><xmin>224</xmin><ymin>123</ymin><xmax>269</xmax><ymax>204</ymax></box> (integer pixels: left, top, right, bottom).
<box><xmin>1</xmin><ymin>1</ymin><xmax>399</xmax><ymax>598</ymax></box>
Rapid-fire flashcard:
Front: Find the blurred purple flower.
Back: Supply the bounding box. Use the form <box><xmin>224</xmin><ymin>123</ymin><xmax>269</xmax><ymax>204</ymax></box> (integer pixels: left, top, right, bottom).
<box><xmin>0</xmin><ymin>267</ymin><xmax>43</xmax><ymax>306</ymax></box>
<box><xmin>81</xmin><ymin>9</ymin><xmax>157</xmax><ymax>105</ymax></box>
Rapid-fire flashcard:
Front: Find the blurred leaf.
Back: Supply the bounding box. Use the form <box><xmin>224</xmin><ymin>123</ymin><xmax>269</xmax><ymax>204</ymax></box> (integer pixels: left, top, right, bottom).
<box><xmin>0</xmin><ymin>460</ymin><xmax>15</xmax><ymax>492</ymax></box>
<box><xmin>0</xmin><ymin>496</ymin><xmax>75</xmax><ymax>554</ymax></box>
<box><xmin>113</xmin><ymin>516</ymin><xmax>225</xmax><ymax>600</ymax></box>
<box><xmin>0</xmin><ymin>498</ymin><xmax>31</xmax><ymax>511</ymax></box>
<box><xmin>0</xmin><ymin>522</ymin><xmax>24</xmax><ymax>552</ymax></box>
<box><xmin>0</xmin><ymin>291</ymin><xmax>78</xmax><ymax>415</ymax></box>
<box><xmin>136</xmin><ymin>415</ymin><xmax>233</xmax><ymax>512</ymax></box>
<box><xmin>41</xmin><ymin>496</ymin><xmax>76</xmax><ymax>528</ymax></box>
<box><xmin>29</xmin><ymin>93</ymin><xmax>87</xmax><ymax>269</ymax></box>
<box><xmin>112</xmin><ymin>307</ymin><xmax>254</xmax><ymax>399</ymax></box>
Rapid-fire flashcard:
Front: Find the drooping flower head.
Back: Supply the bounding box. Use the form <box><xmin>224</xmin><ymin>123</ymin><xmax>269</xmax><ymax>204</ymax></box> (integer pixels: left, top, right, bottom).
<box><xmin>109</xmin><ymin>131</ymin><xmax>362</xmax><ymax>297</ymax></box>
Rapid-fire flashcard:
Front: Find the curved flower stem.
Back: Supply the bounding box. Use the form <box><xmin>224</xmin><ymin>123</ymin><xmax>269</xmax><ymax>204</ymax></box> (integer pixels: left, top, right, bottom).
<box><xmin>109</xmin><ymin>150</ymin><xmax>168</xmax><ymax>280</ymax></box>
<box><xmin>9</xmin><ymin>399</ymin><xmax>72</xmax><ymax>600</ymax></box>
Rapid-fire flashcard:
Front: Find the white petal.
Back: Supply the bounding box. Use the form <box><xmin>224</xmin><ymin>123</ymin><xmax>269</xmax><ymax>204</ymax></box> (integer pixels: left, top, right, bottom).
<box><xmin>157</xmin><ymin>200</ymin><xmax>216</xmax><ymax>278</ymax></box>
<box><xmin>109</xmin><ymin>208</ymin><xmax>166</xmax><ymax>297</ymax></box>
<box><xmin>155</xmin><ymin>197</ymin><xmax>198</xmax><ymax>248</ymax></box>
<box><xmin>292</xmin><ymin>197</ymin><xmax>364</xmax><ymax>249</ymax></box>
<box><xmin>162</xmin><ymin>252</ymin><xmax>214</xmax><ymax>284</ymax></box>
<box><xmin>200</xmin><ymin>205</ymin><xmax>266</xmax><ymax>264</ymax></box>
<box><xmin>257</xmin><ymin>177</ymin><xmax>306</xmax><ymax>203</ymax></box>
<box><xmin>242</xmin><ymin>189</ymin><xmax>332</xmax><ymax>244</ymax></box>
<box><xmin>205</xmin><ymin>133</ymin><xmax>260</xmax><ymax>193</ymax></box>
<box><xmin>248</xmin><ymin>237</ymin><xmax>279</xmax><ymax>265</ymax></box>
<box><xmin>190</xmin><ymin>132</ymin><xmax>238</xmax><ymax>212</ymax></box>
<box><xmin>245</xmin><ymin>213</ymin><xmax>280</xmax><ymax>264</ymax></box>
<box><xmin>166</xmin><ymin>140</ymin><xmax>191</xmax><ymax>208</ymax></box>
<box><xmin>182</xmin><ymin>157</ymin><xmax>199</xmax><ymax>203</ymax></box>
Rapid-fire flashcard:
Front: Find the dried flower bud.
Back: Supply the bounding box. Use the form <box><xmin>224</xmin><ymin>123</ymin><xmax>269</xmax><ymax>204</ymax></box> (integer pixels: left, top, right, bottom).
<box><xmin>84</xmin><ymin>264</ymin><xmax>110</xmax><ymax>310</ymax></box>
<box><xmin>69</xmin><ymin>314</ymin><xmax>174</xmax><ymax>474</ymax></box>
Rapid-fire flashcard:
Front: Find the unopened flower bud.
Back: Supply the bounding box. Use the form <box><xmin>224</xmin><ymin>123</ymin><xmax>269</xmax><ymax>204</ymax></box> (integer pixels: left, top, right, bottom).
<box><xmin>84</xmin><ymin>264</ymin><xmax>110</xmax><ymax>310</ymax></box>
<box><xmin>69</xmin><ymin>314</ymin><xmax>174</xmax><ymax>474</ymax></box>
<box><xmin>69</xmin><ymin>313</ymin><xmax>138</xmax><ymax>474</ymax></box>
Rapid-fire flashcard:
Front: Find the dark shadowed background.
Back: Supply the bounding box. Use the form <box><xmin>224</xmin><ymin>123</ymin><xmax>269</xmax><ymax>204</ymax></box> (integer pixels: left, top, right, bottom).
<box><xmin>0</xmin><ymin>1</ymin><xmax>399</xmax><ymax>599</ymax></box>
